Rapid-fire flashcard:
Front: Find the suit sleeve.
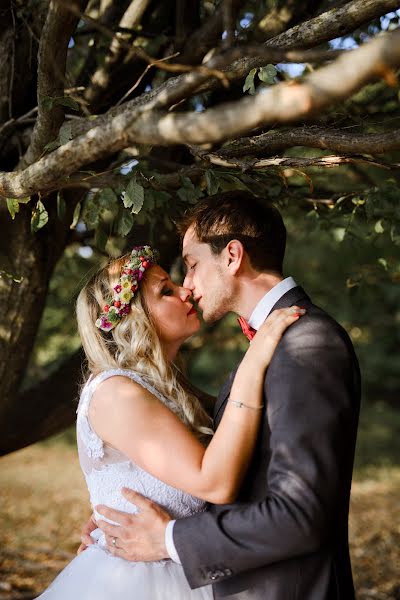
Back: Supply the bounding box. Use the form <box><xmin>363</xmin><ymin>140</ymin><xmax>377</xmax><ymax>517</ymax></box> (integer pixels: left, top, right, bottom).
<box><xmin>172</xmin><ymin>318</ymin><xmax>359</xmax><ymax>588</ymax></box>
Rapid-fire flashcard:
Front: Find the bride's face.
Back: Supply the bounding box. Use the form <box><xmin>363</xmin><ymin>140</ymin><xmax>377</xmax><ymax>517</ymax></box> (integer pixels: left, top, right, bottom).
<box><xmin>142</xmin><ymin>265</ymin><xmax>201</xmax><ymax>350</ymax></box>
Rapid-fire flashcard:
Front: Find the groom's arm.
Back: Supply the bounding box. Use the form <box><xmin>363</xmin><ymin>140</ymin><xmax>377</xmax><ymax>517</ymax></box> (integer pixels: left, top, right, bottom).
<box><xmin>173</xmin><ymin>319</ymin><xmax>360</xmax><ymax>588</ymax></box>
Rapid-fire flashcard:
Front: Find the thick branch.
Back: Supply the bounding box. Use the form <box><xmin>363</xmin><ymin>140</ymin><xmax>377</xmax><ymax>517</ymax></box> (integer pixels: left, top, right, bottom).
<box><xmin>21</xmin><ymin>0</ymin><xmax>89</xmax><ymax>167</ymax></box>
<box><xmin>218</xmin><ymin>127</ymin><xmax>400</xmax><ymax>158</ymax></box>
<box><xmin>265</xmin><ymin>0</ymin><xmax>400</xmax><ymax>48</ymax></box>
<box><xmin>1</xmin><ymin>29</ymin><xmax>399</xmax><ymax>198</ymax></box>
<box><xmin>69</xmin><ymin>46</ymin><xmax>344</xmax><ymax>141</ymax></box>
<box><xmin>69</xmin><ymin>0</ymin><xmax>400</xmax><ymax>140</ymax></box>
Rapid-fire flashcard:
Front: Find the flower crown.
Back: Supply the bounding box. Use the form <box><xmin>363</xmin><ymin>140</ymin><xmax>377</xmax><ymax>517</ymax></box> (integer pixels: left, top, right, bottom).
<box><xmin>95</xmin><ymin>245</ymin><xmax>159</xmax><ymax>332</ymax></box>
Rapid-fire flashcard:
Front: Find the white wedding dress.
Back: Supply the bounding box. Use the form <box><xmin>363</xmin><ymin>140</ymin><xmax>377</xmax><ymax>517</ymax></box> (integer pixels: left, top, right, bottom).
<box><xmin>36</xmin><ymin>369</ymin><xmax>214</xmax><ymax>600</ymax></box>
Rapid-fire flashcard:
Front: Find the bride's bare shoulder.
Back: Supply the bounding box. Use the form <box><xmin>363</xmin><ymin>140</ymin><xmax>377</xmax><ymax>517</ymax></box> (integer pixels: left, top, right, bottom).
<box><xmin>91</xmin><ymin>375</ymin><xmax>155</xmax><ymax>409</ymax></box>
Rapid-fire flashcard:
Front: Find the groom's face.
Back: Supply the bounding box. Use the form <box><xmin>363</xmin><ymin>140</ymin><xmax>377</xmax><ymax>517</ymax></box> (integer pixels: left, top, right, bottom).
<box><xmin>182</xmin><ymin>225</ymin><xmax>232</xmax><ymax>323</ymax></box>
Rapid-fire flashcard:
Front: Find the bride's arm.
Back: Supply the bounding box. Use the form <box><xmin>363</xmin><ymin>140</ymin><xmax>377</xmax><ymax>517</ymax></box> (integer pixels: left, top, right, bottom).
<box><xmin>89</xmin><ymin>306</ymin><xmax>304</xmax><ymax>504</ymax></box>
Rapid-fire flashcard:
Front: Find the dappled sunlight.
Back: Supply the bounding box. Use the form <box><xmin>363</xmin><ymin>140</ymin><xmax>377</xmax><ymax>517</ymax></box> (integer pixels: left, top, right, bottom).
<box><xmin>0</xmin><ymin>432</ymin><xmax>399</xmax><ymax>599</ymax></box>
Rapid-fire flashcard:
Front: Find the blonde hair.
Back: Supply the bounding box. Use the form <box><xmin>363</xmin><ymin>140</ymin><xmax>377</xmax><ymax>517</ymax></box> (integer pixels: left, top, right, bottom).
<box><xmin>76</xmin><ymin>254</ymin><xmax>213</xmax><ymax>440</ymax></box>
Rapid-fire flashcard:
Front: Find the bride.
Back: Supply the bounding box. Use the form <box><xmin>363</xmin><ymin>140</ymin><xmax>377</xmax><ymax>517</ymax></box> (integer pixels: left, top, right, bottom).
<box><xmin>35</xmin><ymin>245</ymin><xmax>304</xmax><ymax>599</ymax></box>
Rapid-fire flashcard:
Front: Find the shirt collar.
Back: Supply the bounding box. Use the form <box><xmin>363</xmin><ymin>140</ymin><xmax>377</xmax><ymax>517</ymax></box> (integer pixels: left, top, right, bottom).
<box><xmin>248</xmin><ymin>277</ymin><xmax>298</xmax><ymax>330</ymax></box>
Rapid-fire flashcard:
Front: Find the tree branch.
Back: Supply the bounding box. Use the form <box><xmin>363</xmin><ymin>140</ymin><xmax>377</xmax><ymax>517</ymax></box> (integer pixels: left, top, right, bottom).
<box><xmin>1</xmin><ymin>29</ymin><xmax>399</xmax><ymax>198</ymax></box>
<box><xmin>84</xmin><ymin>0</ymin><xmax>152</xmax><ymax>105</ymax></box>
<box><xmin>195</xmin><ymin>151</ymin><xmax>395</xmax><ymax>171</ymax></box>
<box><xmin>264</xmin><ymin>0</ymin><xmax>400</xmax><ymax>48</ymax></box>
<box><xmin>69</xmin><ymin>0</ymin><xmax>400</xmax><ymax>141</ymax></box>
<box><xmin>222</xmin><ymin>0</ymin><xmax>235</xmax><ymax>49</ymax></box>
<box><xmin>21</xmin><ymin>0</ymin><xmax>89</xmax><ymax>168</ymax></box>
<box><xmin>69</xmin><ymin>46</ymin><xmax>344</xmax><ymax>140</ymax></box>
<box><xmin>217</xmin><ymin>126</ymin><xmax>400</xmax><ymax>158</ymax></box>
<box><xmin>256</xmin><ymin>0</ymin><xmax>322</xmax><ymax>42</ymax></box>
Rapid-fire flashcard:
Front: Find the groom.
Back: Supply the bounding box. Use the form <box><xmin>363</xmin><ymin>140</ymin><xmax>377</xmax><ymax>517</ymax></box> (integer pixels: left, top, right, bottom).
<box><xmin>86</xmin><ymin>191</ymin><xmax>361</xmax><ymax>599</ymax></box>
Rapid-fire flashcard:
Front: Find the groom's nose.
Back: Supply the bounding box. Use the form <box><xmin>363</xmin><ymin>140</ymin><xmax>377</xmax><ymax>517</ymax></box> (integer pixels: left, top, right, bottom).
<box><xmin>183</xmin><ymin>272</ymin><xmax>193</xmax><ymax>290</ymax></box>
<box><xmin>179</xmin><ymin>286</ymin><xmax>192</xmax><ymax>301</ymax></box>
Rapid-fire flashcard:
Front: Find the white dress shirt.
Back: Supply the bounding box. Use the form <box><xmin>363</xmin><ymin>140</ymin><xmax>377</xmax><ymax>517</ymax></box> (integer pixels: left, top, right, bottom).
<box><xmin>165</xmin><ymin>276</ymin><xmax>298</xmax><ymax>563</ymax></box>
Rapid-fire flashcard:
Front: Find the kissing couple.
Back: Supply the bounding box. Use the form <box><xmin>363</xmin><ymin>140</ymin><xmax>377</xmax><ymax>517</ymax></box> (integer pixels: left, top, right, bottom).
<box><xmin>36</xmin><ymin>191</ymin><xmax>360</xmax><ymax>600</ymax></box>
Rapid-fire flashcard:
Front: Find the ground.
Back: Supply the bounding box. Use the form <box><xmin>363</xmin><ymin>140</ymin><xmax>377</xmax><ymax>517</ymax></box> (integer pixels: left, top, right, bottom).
<box><xmin>0</xmin><ymin>442</ymin><xmax>399</xmax><ymax>599</ymax></box>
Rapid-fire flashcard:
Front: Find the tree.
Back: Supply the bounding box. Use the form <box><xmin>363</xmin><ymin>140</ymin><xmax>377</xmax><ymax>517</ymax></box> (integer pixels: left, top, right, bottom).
<box><xmin>1</xmin><ymin>0</ymin><xmax>400</xmax><ymax>455</ymax></box>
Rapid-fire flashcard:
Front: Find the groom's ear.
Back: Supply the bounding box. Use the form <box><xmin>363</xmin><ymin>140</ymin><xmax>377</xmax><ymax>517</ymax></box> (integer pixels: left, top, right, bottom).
<box><xmin>225</xmin><ymin>240</ymin><xmax>244</xmax><ymax>275</ymax></box>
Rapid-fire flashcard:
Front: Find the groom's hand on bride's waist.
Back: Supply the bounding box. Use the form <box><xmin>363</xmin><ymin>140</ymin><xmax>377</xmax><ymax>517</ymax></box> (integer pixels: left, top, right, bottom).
<box><xmin>96</xmin><ymin>488</ymin><xmax>171</xmax><ymax>562</ymax></box>
<box><xmin>77</xmin><ymin>513</ymin><xmax>97</xmax><ymax>554</ymax></box>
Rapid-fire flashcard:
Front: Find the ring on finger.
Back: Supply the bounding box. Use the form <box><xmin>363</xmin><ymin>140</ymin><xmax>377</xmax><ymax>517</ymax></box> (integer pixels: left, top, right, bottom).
<box><xmin>112</xmin><ymin>536</ymin><xmax>117</xmax><ymax>547</ymax></box>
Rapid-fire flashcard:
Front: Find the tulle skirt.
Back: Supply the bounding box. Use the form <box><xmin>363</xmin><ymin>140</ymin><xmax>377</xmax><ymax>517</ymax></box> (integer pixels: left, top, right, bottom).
<box><xmin>35</xmin><ymin>544</ymin><xmax>213</xmax><ymax>600</ymax></box>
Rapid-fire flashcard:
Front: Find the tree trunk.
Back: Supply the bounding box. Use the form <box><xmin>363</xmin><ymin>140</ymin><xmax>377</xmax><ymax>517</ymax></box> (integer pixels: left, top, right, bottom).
<box><xmin>0</xmin><ymin>192</ymin><xmax>81</xmax><ymax>453</ymax></box>
<box><xmin>0</xmin><ymin>349</ymin><xmax>83</xmax><ymax>456</ymax></box>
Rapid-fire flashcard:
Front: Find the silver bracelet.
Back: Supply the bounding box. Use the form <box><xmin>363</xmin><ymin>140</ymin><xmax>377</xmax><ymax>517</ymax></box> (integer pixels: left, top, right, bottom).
<box><xmin>230</xmin><ymin>399</ymin><xmax>264</xmax><ymax>410</ymax></box>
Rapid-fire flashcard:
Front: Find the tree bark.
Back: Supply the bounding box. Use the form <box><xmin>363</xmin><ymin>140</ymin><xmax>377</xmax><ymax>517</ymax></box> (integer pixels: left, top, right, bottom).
<box><xmin>0</xmin><ymin>349</ymin><xmax>83</xmax><ymax>456</ymax></box>
<box><xmin>2</xmin><ymin>29</ymin><xmax>399</xmax><ymax>199</ymax></box>
<box><xmin>0</xmin><ymin>191</ymin><xmax>81</xmax><ymax>442</ymax></box>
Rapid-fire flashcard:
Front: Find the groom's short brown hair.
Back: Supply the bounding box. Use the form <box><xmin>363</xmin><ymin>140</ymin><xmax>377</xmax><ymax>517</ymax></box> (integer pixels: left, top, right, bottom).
<box><xmin>177</xmin><ymin>190</ymin><xmax>286</xmax><ymax>274</ymax></box>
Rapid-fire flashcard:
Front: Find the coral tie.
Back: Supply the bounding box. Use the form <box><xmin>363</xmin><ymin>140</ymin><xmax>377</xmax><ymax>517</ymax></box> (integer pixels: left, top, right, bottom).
<box><xmin>237</xmin><ymin>316</ymin><xmax>256</xmax><ymax>342</ymax></box>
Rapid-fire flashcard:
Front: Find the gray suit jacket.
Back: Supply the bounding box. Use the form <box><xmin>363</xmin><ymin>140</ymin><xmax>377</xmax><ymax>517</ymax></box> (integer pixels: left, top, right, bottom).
<box><xmin>174</xmin><ymin>286</ymin><xmax>361</xmax><ymax>600</ymax></box>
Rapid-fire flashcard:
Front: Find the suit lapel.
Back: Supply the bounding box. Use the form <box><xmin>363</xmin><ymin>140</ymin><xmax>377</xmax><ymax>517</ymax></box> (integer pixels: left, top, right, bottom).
<box><xmin>213</xmin><ymin>286</ymin><xmax>311</xmax><ymax>428</ymax></box>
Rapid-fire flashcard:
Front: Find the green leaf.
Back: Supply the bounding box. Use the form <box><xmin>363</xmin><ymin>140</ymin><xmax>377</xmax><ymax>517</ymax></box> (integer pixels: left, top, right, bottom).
<box><xmin>151</xmin><ymin>190</ymin><xmax>172</xmax><ymax>208</ymax></box>
<box><xmin>177</xmin><ymin>176</ymin><xmax>203</xmax><ymax>203</ymax></box>
<box><xmin>95</xmin><ymin>225</ymin><xmax>108</xmax><ymax>252</ymax></box>
<box><xmin>98</xmin><ymin>187</ymin><xmax>118</xmax><ymax>208</ymax></box>
<box><xmin>177</xmin><ymin>186</ymin><xmax>194</xmax><ymax>203</ymax></box>
<box><xmin>378</xmin><ymin>258</ymin><xmax>388</xmax><ymax>270</ymax></box>
<box><xmin>115</xmin><ymin>210</ymin><xmax>134</xmax><ymax>236</ymax></box>
<box><xmin>41</xmin><ymin>95</ymin><xmax>80</xmax><ymax>112</ymax></box>
<box><xmin>258</xmin><ymin>64</ymin><xmax>277</xmax><ymax>84</ymax></box>
<box><xmin>70</xmin><ymin>201</ymin><xmax>81</xmax><ymax>229</ymax></box>
<box><xmin>390</xmin><ymin>223</ymin><xmax>400</xmax><ymax>245</ymax></box>
<box><xmin>374</xmin><ymin>219</ymin><xmax>384</xmax><ymax>234</ymax></box>
<box><xmin>123</xmin><ymin>178</ymin><xmax>145</xmax><ymax>214</ymax></box>
<box><xmin>333</xmin><ymin>227</ymin><xmax>346</xmax><ymax>242</ymax></box>
<box><xmin>59</xmin><ymin>122</ymin><xmax>72</xmax><ymax>145</ymax></box>
<box><xmin>83</xmin><ymin>206</ymin><xmax>100</xmax><ymax>229</ymax></box>
<box><xmin>6</xmin><ymin>199</ymin><xmax>20</xmax><ymax>219</ymax></box>
<box><xmin>57</xmin><ymin>191</ymin><xmax>66</xmax><ymax>221</ymax></box>
<box><xmin>55</xmin><ymin>96</ymin><xmax>80</xmax><ymax>111</ymax></box>
<box><xmin>205</xmin><ymin>170</ymin><xmax>220</xmax><ymax>195</ymax></box>
<box><xmin>218</xmin><ymin>173</ymin><xmax>252</xmax><ymax>193</ymax></box>
<box><xmin>44</xmin><ymin>139</ymin><xmax>60</xmax><ymax>152</ymax></box>
<box><xmin>31</xmin><ymin>200</ymin><xmax>49</xmax><ymax>233</ymax></box>
<box><xmin>243</xmin><ymin>68</ymin><xmax>257</xmax><ymax>95</ymax></box>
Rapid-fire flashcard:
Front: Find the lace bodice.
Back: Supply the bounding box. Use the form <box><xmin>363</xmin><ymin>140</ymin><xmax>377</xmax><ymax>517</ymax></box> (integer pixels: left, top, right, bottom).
<box><xmin>76</xmin><ymin>369</ymin><xmax>207</xmax><ymax>549</ymax></box>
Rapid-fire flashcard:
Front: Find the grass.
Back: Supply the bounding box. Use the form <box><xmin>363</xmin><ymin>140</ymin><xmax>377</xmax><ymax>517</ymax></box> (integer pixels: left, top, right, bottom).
<box><xmin>0</xmin><ymin>401</ymin><xmax>399</xmax><ymax>599</ymax></box>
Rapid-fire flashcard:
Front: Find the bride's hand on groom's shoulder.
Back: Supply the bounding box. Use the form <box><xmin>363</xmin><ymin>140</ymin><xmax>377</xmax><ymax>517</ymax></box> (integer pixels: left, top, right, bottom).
<box><xmin>245</xmin><ymin>306</ymin><xmax>306</xmax><ymax>369</ymax></box>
